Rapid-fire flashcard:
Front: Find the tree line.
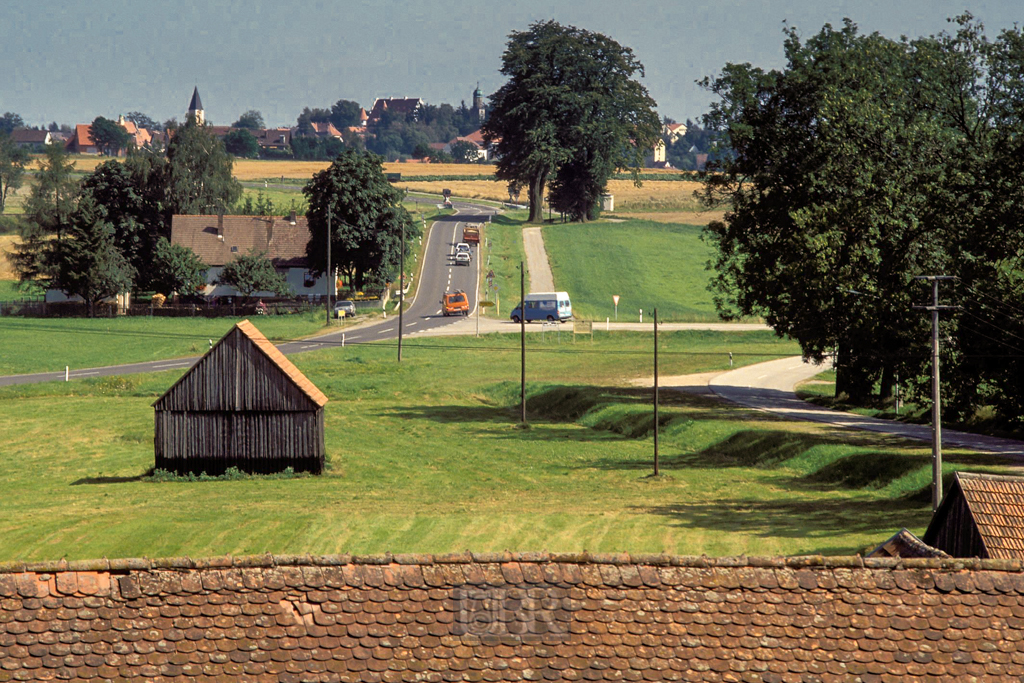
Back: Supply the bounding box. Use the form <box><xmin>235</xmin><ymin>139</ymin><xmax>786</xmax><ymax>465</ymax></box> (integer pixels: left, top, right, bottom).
<box><xmin>700</xmin><ymin>14</ymin><xmax>1024</xmax><ymax>426</ymax></box>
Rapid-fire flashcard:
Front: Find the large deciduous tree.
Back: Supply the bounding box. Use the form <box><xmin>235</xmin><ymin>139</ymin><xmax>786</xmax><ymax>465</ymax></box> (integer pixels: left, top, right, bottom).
<box><xmin>150</xmin><ymin>237</ymin><xmax>208</xmax><ymax>299</ymax></box>
<box><xmin>232</xmin><ymin>110</ymin><xmax>265</xmax><ymax>130</ymax></box>
<box><xmin>303</xmin><ymin>149</ymin><xmax>418</xmax><ymax>290</ymax></box>
<box><xmin>89</xmin><ymin>116</ymin><xmax>131</xmax><ymax>157</ymax></box>
<box><xmin>700</xmin><ymin>15</ymin><xmax>1024</xmax><ymax>418</ymax></box>
<box><xmin>483</xmin><ymin>21</ymin><xmax>660</xmax><ymax>222</ymax></box>
<box><xmin>0</xmin><ymin>113</ymin><xmax>23</xmax><ymax>136</ymax></box>
<box><xmin>330</xmin><ymin>100</ymin><xmax>362</xmax><ymax>129</ymax></box>
<box><xmin>165</xmin><ymin>121</ymin><xmax>242</xmax><ymax>215</ymax></box>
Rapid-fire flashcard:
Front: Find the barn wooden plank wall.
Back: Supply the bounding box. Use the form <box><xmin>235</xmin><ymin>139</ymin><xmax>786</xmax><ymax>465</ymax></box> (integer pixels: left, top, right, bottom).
<box><xmin>154</xmin><ymin>322</ymin><xmax>327</xmax><ymax>475</ymax></box>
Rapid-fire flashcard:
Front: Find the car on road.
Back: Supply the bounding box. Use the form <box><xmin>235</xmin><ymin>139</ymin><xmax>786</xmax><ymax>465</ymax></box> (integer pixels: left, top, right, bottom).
<box><xmin>333</xmin><ymin>300</ymin><xmax>356</xmax><ymax>318</ymax></box>
<box><xmin>455</xmin><ymin>252</ymin><xmax>471</xmax><ymax>266</ymax></box>
<box><xmin>441</xmin><ymin>291</ymin><xmax>469</xmax><ymax>316</ymax></box>
<box><xmin>455</xmin><ymin>242</ymin><xmax>471</xmax><ymax>253</ymax></box>
<box><xmin>510</xmin><ymin>291</ymin><xmax>573</xmax><ymax>323</ymax></box>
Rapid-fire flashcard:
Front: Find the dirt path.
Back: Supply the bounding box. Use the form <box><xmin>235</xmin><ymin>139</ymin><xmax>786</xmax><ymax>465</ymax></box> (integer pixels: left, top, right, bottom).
<box><xmin>521</xmin><ymin>227</ymin><xmax>554</xmax><ymax>292</ymax></box>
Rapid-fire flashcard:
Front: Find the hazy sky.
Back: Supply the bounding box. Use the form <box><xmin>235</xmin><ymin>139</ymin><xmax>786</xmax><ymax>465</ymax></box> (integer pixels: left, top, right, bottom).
<box><xmin>3</xmin><ymin>0</ymin><xmax>1020</xmax><ymax>129</ymax></box>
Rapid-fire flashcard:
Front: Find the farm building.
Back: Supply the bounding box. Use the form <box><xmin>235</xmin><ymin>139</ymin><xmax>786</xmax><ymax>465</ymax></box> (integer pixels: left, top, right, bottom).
<box><xmin>923</xmin><ymin>471</ymin><xmax>1024</xmax><ymax>558</ymax></box>
<box><xmin>153</xmin><ymin>320</ymin><xmax>328</xmax><ymax>475</ymax></box>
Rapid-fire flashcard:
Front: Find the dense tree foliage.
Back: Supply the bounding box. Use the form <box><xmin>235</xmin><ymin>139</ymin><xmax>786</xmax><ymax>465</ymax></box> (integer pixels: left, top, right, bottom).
<box><xmin>0</xmin><ymin>113</ymin><xmax>23</xmax><ymax>135</ymax></box>
<box><xmin>124</xmin><ymin>112</ymin><xmax>160</xmax><ymax>132</ymax></box>
<box><xmin>291</xmin><ymin>136</ymin><xmax>345</xmax><ymax>161</ymax></box>
<box><xmin>165</xmin><ymin>121</ymin><xmax>242</xmax><ymax>215</ymax></box>
<box><xmin>223</xmin><ymin>129</ymin><xmax>260</xmax><ymax>158</ymax></box>
<box><xmin>78</xmin><ymin>154</ymin><xmax>168</xmax><ymax>286</ymax></box>
<box><xmin>303</xmin><ymin>149</ymin><xmax>418</xmax><ymax>290</ymax></box>
<box><xmin>483</xmin><ymin>21</ymin><xmax>660</xmax><ymax>222</ymax></box>
<box><xmin>49</xmin><ymin>195</ymin><xmax>135</xmax><ymax>316</ymax></box>
<box><xmin>89</xmin><ymin>117</ymin><xmax>131</xmax><ymax>156</ymax></box>
<box><xmin>700</xmin><ymin>15</ymin><xmax>1024</xmax><ymax>423</ymax></box>
<box><xmin>0</xmin><ymin>132</ymin><xmax>29</xmax><ymax>214</ymax></box>
<box><xmin>150</xmin><ymin>237</ymin><xmax>208</xmax><ymax>299</ymax></box>
<box><xmin>215</xmin><ymin>250</ymin><xmax>290</xmax><ymax>300</ymax></box>
<box><xmin>330</xmin><ymin>100</ymin><xmax>362</xmax><ymax>129</ymax></box>
<box><xmin>232</xmin><ymin>110</ymin><xmax>265</xmax><ymax>130</ymax></box>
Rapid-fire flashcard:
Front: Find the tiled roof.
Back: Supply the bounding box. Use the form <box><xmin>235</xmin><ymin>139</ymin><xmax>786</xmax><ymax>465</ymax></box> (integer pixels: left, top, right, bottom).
<box><xmin>954</xmin><ymin>472</ymin><xmax>1024</xmax><ymax>559</ymax></box>
<box><xmin>170</xmin><ymin>214</ymin><xmax>310</xmax><ymax>268</ymax></box>
<box><xmin>234</xmin><ymin>319</ymin><xmax>328</xmax><ymax>407</ymax></box>
<box><xmin>462</xmin><ymin>129</ymin><xmax>487</xmax><ymax>145</ymax></box>
<box><xmin>73</xmin><ymin>123</ymin><xmax>95</xmax><ymax>147</ymax></box>
<box><xmin>868</xmin><ymin>528</ymin><xmax>950</xmax><ymax>559</ymax></box>
<box><xmin>9</xmin><ymin>128</ymin><xmax>50</xmax><ymax>144</ymax></box>
<box><xmin>3</xmin><ymin>552</ymin><xmax>1024</xmax><ymax>681</ymax></box>
<box><xmin>368</xmin><ymin>98</ymin><xmax>423</xmax><ymax>123</ymax></box>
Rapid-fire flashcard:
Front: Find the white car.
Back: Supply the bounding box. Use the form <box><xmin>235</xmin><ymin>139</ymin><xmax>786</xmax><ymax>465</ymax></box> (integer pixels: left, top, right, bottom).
<box><xmin>455</xmin><ymin>242</ymin><xmax>471</xmax><ymax>253</ymax></box>
<box><xmin>455</xmin><ymin>252</ymin><xmax>471</xmax><ymax>266</ymax></box>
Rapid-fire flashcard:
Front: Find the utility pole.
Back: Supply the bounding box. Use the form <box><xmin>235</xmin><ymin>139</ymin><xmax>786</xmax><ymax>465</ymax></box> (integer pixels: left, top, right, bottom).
<box><xmin>520</xmin><ymin>261</ymin><xmax>526</xmax><ymax>425</ymax></box>
<box><xmin>325</xmin><ymin>208</ymin><xmax>332</xmax><ymax>326</ymax></box>
<box><xmin>398</xmin><ymin>221</ymin><xmax>404</xmax><ymax>362</ymax></box>
<box><xmin>913</xmin><ymin>275</ymin><xmax>957</xmax><ymax>512</ymax></box>
<box><xmin>653</xmin><ymin>307</ymin><xmax>659</xmax><ymax>477</ymax></box>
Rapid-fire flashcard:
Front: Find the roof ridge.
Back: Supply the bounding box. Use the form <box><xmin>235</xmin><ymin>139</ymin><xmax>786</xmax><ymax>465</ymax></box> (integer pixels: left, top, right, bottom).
<box><xmin>3</xmin><ymin>552</ymin><xmax>1019</xmax><ymax>575</ymax></box>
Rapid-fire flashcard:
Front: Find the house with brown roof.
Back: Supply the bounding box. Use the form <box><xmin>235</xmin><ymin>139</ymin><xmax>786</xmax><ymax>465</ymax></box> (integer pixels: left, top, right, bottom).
<box><xmin>307</xmin><ymin>121</ymin><xmax>343</xmax><ymax>140</ymax></box>
<box><xmin>154</xmin><ymin>320</ymin><xmax>328</xmax><ymax>475</ymax></box>
<box><xmin>367</xmin><ymin>97</ymin><xmax>424</xmax><ymax>126</ymax></box>
<box><xmin>9</xmin><ymin>128</ymin><xmax>53</xmax><ymax>149</ymax></box>
<box><xmin>254</xmin><ymin>127</ymin><xmax>292</xmax><ymax>152</ymax></box>
<box><xmin>924</xmin><ymin>471</ymin><xmax>1024</xmax><ymax>559</ymax></box>
<box><xmin>5</xmin><ymin>551</ymin><xmax>1024</xmax><ymax>681</ymax></box>
<box><xmin>170</xmin><ymin>213</ymin><xmax>328</xmax><ymax>299</ymax></box>
<box><xmin>663</xmin><ymin>121</ymin><xmax>688</xmax><ymax>143</ymax></box>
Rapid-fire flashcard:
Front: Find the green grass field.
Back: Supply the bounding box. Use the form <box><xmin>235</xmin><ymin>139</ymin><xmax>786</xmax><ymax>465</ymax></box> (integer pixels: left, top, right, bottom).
<box><xmin>0</xmin><ymin>313</ymin><xmax>330</xmax><ymax>375</ymax></box>
<box><xmin>0</xmin><ymin>330</ymin><xmax>1011</xmax><ymax>562</ymax></box>
<box><xmin>543</xmin><ymin>220</ymin><xmax>726</xmax><ymax>322</ymax></box>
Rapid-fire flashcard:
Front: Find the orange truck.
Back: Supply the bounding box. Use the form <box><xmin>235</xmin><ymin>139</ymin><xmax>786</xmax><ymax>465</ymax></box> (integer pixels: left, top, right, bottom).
<box><xmin>462</xmin><ymin>224</ymin><xmax>481</xmax><ymax>244</ymax></box>
<box><xmin>441</xmin><ymin>290</ymin><xmax>469</xmax><ymax>316</ymax></box>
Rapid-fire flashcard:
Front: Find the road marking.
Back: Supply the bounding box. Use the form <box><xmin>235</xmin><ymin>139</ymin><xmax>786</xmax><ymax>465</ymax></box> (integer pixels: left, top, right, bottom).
<box><xmin>436</xmin><ymin>309</ymin><xmax>442</xmax><ymax>315</ymax></box>
<box><xmin>72</xmin><ymin>371</ymin><xmax>100</xmax><ymax>377</ymax></box>
<box><xmin>381</xmin><ymin>327</ymin><xmax>394</xmax><ymax>333</ymax></box>
<box><xmin>407</xmin><ymin>322</ymin><xmax>418</xmax><ymax>327</ymax></box>
<box><xmin>153</xmin><ymin>363</ymin><xmax>188</xmax><ymax>369</ymax></box>
<box><xmin>301</xmin><ymin>344</ymin><xmax>319</xmax><ymax>349</ymax></box>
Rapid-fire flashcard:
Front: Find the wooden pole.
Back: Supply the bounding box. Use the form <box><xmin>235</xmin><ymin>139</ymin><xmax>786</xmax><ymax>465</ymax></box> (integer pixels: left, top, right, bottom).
<box><xmin>398</xmin><ymin>221</ymin><xmax>404</xmax><ymax>362</ymax></box>
<box><xmin>654</xmin><ymin>307</ymin><xmax>659</xmax><ymax>476</ymax></box>
<box><xmin>521</xmin><ymin>261</ymin><xmax>526</xmax><ymax>425</ymax></box>
<box><xmin>325</xmin><ymin>209</ymin><xmax>332</xmax><ymax>326</ymax></box>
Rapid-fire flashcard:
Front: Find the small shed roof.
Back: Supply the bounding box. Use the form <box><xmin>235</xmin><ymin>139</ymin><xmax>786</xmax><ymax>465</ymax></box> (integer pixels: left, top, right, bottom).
<box><xmin>868</xmin><ymin>528</ymin><xmax>949</xmax><ymax>559</ymax></box>
<box><xmin>925</xmin><ymin>471</ymin><xmax>1024</xmax><ymax>559</ymax></box>
<box><xmin>154</xmin><ymin>320</ymin><xmax>327</xmax><ymax>411</ymax></box>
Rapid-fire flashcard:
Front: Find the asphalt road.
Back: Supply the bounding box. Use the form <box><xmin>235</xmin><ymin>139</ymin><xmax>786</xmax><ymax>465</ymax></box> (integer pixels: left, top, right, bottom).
<box><xmin>709</xmin><ymin>356</ymin><xmax>1024</xmax><ymax>457</ymax></box>
<box><xmin>0</xmin><ymin>203</ymin><xmax>492</xmax><ymax>387</ymax></box>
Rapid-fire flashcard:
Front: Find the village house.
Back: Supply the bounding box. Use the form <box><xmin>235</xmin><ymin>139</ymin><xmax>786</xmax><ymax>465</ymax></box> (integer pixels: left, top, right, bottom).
<box><xmin>169</xmin><ymin>213</ymin><xmax>328</xmax><ymax>300</ymax></box>
<box><xmin>9</xmin><ymin>128</ymin><xmax>53</xmax><ymax>150</ymax></box>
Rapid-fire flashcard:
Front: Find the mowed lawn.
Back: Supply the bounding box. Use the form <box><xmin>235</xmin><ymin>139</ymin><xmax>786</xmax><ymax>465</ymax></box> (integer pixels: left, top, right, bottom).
<box><xmin>0</xmin><ymin>330</ymin><xmax>1010</xmax><ymax>562</ymax></box>
<box><xmin>543</xmin><ymin>220</ymin><xmax>726</xmax><ymax>322</ymax></box>
<box><xmin>0</xmin><ymin>313</ymin><xmax>332</xmax><ymax>375</ymax></box>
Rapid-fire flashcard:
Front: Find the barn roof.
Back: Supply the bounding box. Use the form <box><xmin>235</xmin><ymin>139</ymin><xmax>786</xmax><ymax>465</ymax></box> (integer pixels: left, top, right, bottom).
<box><xmin>926</xmin><ymin>472</ymin><xmax>1024</xmax><ymax>559</ymax></box>
<box><xmin>154</xmin><ymin>320</ymin><xmax>327</xmax><ymax>411</ymax></box>
<box><xmin>4</xmin><ymin>551</ymin><xmax>1024</xmax><ymax>681</ymax></box>
<box><xmin>868</xmin><ymin>528</ymin><xmax>949</xmax><ymax>559</ymax></box>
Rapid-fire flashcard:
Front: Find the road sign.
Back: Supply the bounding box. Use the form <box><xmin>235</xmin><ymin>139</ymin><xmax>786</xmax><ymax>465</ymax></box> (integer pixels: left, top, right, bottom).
<box><xmin>479</xmin><ymin>301</ymin><xmax>496</xmax><ymax>307</ymax></box>
<box><xmin>612</xmin><ymin>295</ymin><xmax>620</xmax><ymax>305</ymax></box>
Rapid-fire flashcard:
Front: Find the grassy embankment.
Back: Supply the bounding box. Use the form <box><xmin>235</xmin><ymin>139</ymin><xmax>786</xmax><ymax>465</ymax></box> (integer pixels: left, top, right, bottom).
<box><xmin>3</xmin><ymin>328</ymin><xmax>1010</xmax><ymax>562</ymax></box>
<box><xmin>543</xmin><ymin>220</ymin><xmax>723</xmax><ymax>322</ymax></box>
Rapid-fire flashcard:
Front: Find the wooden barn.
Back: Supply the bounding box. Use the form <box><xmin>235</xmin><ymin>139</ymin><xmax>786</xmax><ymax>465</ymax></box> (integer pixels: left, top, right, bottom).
<box><xmin>923</xmin><ymin>471</ymin><xmax>1024</xmax><ymax>558</ymax></box>
<box><xmin>154</xmin><ymin>320</ymin><xmax>328</xmax><ymax>475</ymax></box>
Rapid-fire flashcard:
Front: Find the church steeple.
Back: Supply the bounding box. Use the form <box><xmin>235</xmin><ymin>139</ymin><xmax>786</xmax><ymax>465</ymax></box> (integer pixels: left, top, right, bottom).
<box><xmin>473</xmin><ymin>83</ymin><xmax>485</xmax><ymax>123</ymax></box>
<box><xmin>187</xmin><ymin>87</ymin><xmax>205</xmax><ymax>125</ymax></box>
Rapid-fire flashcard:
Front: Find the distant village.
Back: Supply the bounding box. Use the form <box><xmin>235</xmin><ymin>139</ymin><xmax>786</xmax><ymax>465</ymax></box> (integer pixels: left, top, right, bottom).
<box><xmin>4</xmin><ymin>86</ymin><xmax>712</xmax><ymax>170</ymax></box>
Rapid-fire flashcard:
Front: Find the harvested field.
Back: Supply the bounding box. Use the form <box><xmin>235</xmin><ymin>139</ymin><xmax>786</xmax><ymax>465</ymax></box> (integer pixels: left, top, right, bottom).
<box><xmin>0</xmin><ymin>235</ymin><xmax>21</xmax><ymax>279</ymax></box>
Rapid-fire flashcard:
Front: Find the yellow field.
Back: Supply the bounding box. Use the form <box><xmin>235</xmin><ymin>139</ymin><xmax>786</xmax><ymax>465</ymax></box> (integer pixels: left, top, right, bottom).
<box><xmin>27</xmin><ymin>156</ymin><xmax>706</xmax><ymax>215</ymax></box>
<box><xmin>0</xmin><ymin>235</ymin><xmax>21</xmax><ymax>279</ymax></box>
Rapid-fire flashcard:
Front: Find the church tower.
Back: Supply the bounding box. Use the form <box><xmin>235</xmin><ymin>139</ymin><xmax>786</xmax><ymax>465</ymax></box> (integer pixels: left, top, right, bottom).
<box><xmin>187</xmin><ymin>86</ymin><xmax>205</xmax><ymax>125</ymax></box>
<box><xmin>473</xmin><ymin>83</ymin><xmax>485</xmax><ymax>123</ymax></box>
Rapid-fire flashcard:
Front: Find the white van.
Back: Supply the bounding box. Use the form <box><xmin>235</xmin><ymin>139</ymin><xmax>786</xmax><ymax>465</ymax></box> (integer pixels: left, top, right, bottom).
<box><xmin>510</xmin><ymin>291</ymin><xmax>573</xmax><ymax>323</ymax></box>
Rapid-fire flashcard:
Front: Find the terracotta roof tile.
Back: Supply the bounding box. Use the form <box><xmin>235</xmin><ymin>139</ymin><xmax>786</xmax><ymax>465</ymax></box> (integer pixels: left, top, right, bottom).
<box><xmin>5</xmin><ymin>553</ymin><xmax>1024</xmax><ymax>680</ymax></box>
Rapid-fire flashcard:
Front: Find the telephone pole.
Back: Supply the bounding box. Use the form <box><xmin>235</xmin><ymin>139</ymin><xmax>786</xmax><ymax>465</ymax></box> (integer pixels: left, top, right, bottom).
<box><xmin>653</xmin><ymin>307</ymin><xmax>659</xmax><ymax>476</ymax></box>
<box><xmin>398</xmin><ymin>221</ymin><xmax>404</xmax><ymax>362</ymax></box>
<box><xmin>520</xmin><ymin>261</ymin><xmax>527</xmax><ymax>425</ymax></box>
<box><xmin>913</xmin><ymin>275</ymin><xmax>957</xmax><ymax>512</ymax></box>
<box><xmin>325</xmin><ymin>208</ymin><xmax>332</xmax><ymax>326</ymax></box>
